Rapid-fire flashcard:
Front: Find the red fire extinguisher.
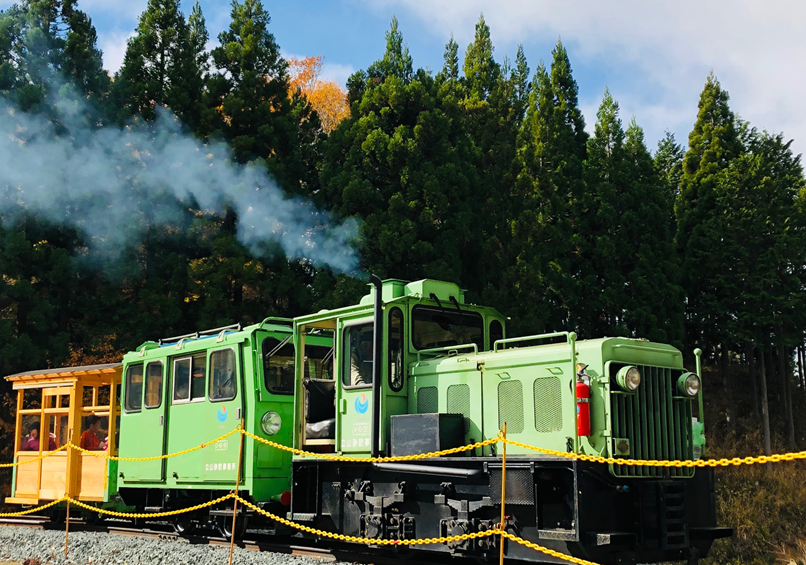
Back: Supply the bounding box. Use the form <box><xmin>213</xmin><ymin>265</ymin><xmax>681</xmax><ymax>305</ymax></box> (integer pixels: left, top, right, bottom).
<box><xmin>576</xmin><ymin>377</ymin><xmax>591</xmax><ymax>437</ymax></box>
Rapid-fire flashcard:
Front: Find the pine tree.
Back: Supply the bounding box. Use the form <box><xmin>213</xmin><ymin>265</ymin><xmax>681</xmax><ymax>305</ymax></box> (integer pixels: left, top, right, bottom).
<box><xmin>113</xmin><ymin>0</ymin><xmax>204</xmax><ymax>124</ymax></box>
<box><xmin>439</xmin><ymin>34</ymin><xmax>459</xmax><ymax>81</ymax></box>
<box><xmin>463</xmin><ymin>14</ymin><xmax>498</xmax><ymax>100</ymax></box>
<box><xmin>367</xmin><ymin>15</ymin><xmax>412</xmax><ymax>82</ymax></box>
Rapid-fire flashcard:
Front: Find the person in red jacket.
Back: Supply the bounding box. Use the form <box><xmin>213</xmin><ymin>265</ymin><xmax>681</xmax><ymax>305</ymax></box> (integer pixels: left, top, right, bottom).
<box><xmin>21</xmin><ymin>422</ymin><xmax>57</xmax><ymax>451</ymax></box>
<box><xmin>80</xmin><ymin>415</ymin><xmax>103</xmax><ymax>450</ymax></box>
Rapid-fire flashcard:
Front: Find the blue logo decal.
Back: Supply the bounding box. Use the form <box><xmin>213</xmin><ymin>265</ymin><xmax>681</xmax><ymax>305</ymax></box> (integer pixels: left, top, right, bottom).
<box><xmin>355</xmin><ymin>394</ymin><xmax>369</xmax><ymax>414</ymax></box>
<box><xmin>217</xmin><ymin>406</ymin><xmax>228</xmax><ymax>422</ymax></box>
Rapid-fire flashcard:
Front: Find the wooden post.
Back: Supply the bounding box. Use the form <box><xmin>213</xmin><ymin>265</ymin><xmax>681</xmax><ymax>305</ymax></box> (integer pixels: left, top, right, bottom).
<box><xmin>64</xmin><ymin>499</ymin><xmax>70</xmax><ymax>557</ymax></box>
<box><xmin>499</xmin><ymin>422</ymin><xmax>507</xmax><ymax>565</ymax></box>
<box><xmin>229</xmin><ymin>420</ymin><xmax>245</xmax><ymax>565</ymax></box>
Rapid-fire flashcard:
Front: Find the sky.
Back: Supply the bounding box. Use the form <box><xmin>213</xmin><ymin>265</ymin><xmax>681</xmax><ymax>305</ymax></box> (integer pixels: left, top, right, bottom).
<box><xmin>2</xmin><ymin>0</ymin><xmax>804</xmax><ymax>157</ymax></box>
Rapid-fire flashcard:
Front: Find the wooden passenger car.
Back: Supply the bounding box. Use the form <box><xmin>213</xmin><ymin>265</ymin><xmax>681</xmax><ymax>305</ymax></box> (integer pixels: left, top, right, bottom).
<box><xmin>4</xmin><ymin>363</ymin><xmax>122</xmax><ymax>507</ymax></box>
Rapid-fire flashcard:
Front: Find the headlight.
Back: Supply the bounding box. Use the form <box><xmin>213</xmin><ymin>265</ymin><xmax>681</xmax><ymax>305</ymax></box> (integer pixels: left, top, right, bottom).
<box><xmin>677</xmin><ymin>372</ymin><xmax>700</xmax><ymax>397</ymax></box>
<box><xmin>261</xmin><ymin>411</ymin><xmax>282</xmax><ymax>435</ymax></box>
<box><xmin>616</xmin><ymin>366</ymin><xmax>641</xmax><ymax>392</ymax></box>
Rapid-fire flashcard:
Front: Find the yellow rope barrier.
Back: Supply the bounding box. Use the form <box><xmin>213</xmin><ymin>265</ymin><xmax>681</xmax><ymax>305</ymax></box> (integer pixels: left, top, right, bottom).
<box><xmin>0</xmin><ymin>444</ymin><xmax>69</xmax><ymax>468</ymax></box>
<box><xmin>0</xmin><ymin>498</ymin><xmax>66</xmax><ymax>517</ymax></box>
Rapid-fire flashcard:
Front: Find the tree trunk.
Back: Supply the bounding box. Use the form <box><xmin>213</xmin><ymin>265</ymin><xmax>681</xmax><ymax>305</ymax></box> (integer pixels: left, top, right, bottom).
<box><xmin>779</xmin><ymin>344</ymin><xmax>796</xmax><ymax>450</ymax></box>
<box><xmin>765</xmin><ymin>349</ymin><xmax>777</xmax><ymax>404</ymax></box>
<box><xmin>799</xmin><ymin>345</ymin><xmax>806</xmax><ymax>390</ymax></box>
<box><xmin>721</xmin><ymin>343</ymin><xmax>734</xmax><ymax>433</ymax></box>
<box><xmin>746</xmin><ymin>342</ymin><xmax>759</xmax><ymax>423</ymax></box>
<box><xmin>759</xmin><ymin>350</ymin><xmax>772</xmax><ymax>470</ymax></box>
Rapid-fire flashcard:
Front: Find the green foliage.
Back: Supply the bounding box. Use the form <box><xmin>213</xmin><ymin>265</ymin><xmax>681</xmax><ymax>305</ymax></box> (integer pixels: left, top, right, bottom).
<box><xmin>367</xmin><ymin>15</ymin><xmax>412</xmax><ymax>83</ymax></box>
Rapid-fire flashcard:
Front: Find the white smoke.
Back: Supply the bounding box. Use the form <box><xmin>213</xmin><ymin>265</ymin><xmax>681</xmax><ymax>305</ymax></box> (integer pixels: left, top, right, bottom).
<box><xmin>0</xmin><ymin>96</ymin><xmax>360</xmax><ymax>274</ymax></box>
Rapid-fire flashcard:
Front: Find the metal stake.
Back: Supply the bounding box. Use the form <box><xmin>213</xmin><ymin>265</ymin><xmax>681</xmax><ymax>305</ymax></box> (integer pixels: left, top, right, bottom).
<box><xmin>499</xmin><ymin>422</ymin><xmax>507</xmax><ymax>565</ymax></box>
<box><xmin>229</xmin><ymin>421</ymin><xmax>245</xmax><ymax>565</ymax></box>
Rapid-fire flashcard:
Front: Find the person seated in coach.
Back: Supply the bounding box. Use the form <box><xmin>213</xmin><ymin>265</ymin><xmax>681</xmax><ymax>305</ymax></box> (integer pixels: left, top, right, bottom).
<box><xmin>21</xmin><ymin>422</ymin><xmax>57</xmax><ymax>451</ymax></box>
<box><xmin>80</xmin><ymin>415</ymin><xmax>104</xmax><ymax>450</ymax></box>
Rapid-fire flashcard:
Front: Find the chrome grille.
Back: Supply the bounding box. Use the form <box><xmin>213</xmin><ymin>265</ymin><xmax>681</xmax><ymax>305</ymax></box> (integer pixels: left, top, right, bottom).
<box><xmin>610</xmin><ymin>365</ymin><xmax>694</xmax><ymax>478</ymax></box>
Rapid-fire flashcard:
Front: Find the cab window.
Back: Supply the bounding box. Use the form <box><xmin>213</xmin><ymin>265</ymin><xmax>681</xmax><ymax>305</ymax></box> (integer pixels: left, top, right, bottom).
<box><xmin>144</xmin><ymin>362</ymin><xmax>163</xmax><ymax>408</ymax></box>
<box><xmin>489</xmin><ymin>320</ymin><xmax>504</xmax><ymax>350</ymax></box>
<box><xmin>388</xmin><ymin>308</ymin><xmax>404</xmax><ymax>391</ymax></box>
<box><xmin>124</xmin><ymin>364</ymin><xmax>143</xmax><ymax>412</ymax></box>
<box><xmin>209</xmin><ymin>349</ymin><xmax>237</xmax><ymax>401</ymax></box>
<box><xmin>412</xmin><ymin>306</ymin><xmax>483</xmax><ymax>351</ymax></box>
<box><xmin>263</xmin><ymin>336</ymin><xmax>295</xmax><ymax>395</ymax></box>
<box><xmin>305</xmin><ymin>344</ymin><xmax>334</xmax><ymax>380</ymax></box>
<box><xmin>343</xmin><ymin>323</ymin><xmax>373</xmax><ymax>387</ymax></box>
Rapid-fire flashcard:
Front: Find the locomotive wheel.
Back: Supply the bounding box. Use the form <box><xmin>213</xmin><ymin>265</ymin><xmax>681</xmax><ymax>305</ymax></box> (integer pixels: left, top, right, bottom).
<box><xmin>218</xmin><ymin>516</ymin><xmax>248</xmax><ymax>540</ymax></box>
<box><xmin>173</xmin><ymin>515</ymin><xmax>196</xmax><ymax>535</ymax></box>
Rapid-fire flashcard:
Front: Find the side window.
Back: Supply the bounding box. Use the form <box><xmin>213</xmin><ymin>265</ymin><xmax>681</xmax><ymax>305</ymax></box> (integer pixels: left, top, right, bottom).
<box><xmin>263</xmin><ymin>337</ymin><xmax>295</xmax><ymax>395</ymax></box>
<box><xmin>191</xmin><ymin>353</ymin><xmax>206</xmax><ymax>401</ymax></box>
<box><xmin>388</xmin><ymin>308</ymin><xmax>404</xmax><ymax>392</ymax></box>
<box><xmin>173</xmin><ymin>358</ymin><xmax>191</xmax><ymax>403</ymax></box>
<box><xmin>124</xmin><ymin>364</ymin><xmax>143</xmax><ymax>412</ymax></box>
<box><xmin>209</xmin><ymin>349</ymin><xmax>237</xmax><ymax>401</ymax></box>
<box><xmin>342</xmin><ymin>323</ymin><xmax>373</xmax><ymax>387</ymax></box>
<box><xmin>490</xmin><ymin>320</ymin><xmax>504</xmax><ymax>350</ymax></box>
<box><xmin>144</xmin><ymin>362</ymin><xmax>163</xmax><ymax>409</ymax></box>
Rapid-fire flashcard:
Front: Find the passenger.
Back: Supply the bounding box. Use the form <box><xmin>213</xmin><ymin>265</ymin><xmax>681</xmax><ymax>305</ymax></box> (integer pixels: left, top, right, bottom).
<box><xmin>80</xmin><ymin>415</ymin><xmax>103</xmax><ymax>450</ymax></box>
<box><xmin>350</xmin><ymin>331</ymin><xmax>373</xmax><ymax>386</ymax></box>
<box><xmin>21</xmin><ymin>422</ymin><xmax>57</xmax><ymax>451</ymax></box>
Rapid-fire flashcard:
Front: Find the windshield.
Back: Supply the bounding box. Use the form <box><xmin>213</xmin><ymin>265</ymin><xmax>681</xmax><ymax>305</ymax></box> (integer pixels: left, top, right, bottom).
<box><xmin>412</xmin><ymin>306</ymin><xmax>483</xmax><ymax>351</ymax></box>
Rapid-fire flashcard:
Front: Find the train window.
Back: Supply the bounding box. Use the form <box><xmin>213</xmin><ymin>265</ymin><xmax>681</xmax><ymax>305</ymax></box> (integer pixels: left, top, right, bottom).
<box><xmin>124</xmin><ymin>364</ymin><xmax>143</xmax><ymax>412</ymax></box>
<box><xmin>388</xmin><ymin>308</ymin><xmax>404</xmax><ymax>392</ymax></box>
<box><xmin>191</xmin><ymin>353</ymin><xmax>206</xmax><ymax>401</ymax></box>
<box><xmin>489</xmin><ymin>320</ymin><xmax>504</xmax><ymax>350</ymax></box>
<box><xmin>144</xmin><ymin>362</ymin><xmax>163</xmax><ymax>409</ymax></box>
<box><xmin>412</xmin><ymin>306</ymin><xmax>483</xmax><ymax>351</ymax></box>
<box><xmin>209</xmin><ymin>349</ymin><xmax>237</xmax><ymax>401</ymax></box>
<box><xmin>173</xmin><ymin>358</ymin><xmax>191</xmax><ymax>403</ymax></box>
<box><xmin>305</xmin><ymin>344</ymin><xmax>334</xmax><ymax>380</ymax></box>
<box><xmin>263</xmin><ymin>337</ymin><xmax>295</xmax><ymax>395</ymax></box>
<box><xmin>343</xmin><ymin>323</ymin><xmax>373</xmax><ymax>387</ymax></box>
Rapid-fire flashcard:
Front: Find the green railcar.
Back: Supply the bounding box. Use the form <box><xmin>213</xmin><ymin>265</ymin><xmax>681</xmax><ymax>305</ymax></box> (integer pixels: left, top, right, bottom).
<box><xmin>117</xmin><ymin>318</ymin><xmax>332</xmax><ymax>535</ymax></box>
<box><xmin>290</xmin><ymin>278</ymin><xmax>730</xmax><ymax>564</ymax></box>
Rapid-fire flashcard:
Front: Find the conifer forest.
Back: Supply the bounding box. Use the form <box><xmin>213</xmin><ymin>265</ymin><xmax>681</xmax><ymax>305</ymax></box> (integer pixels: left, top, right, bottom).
<box><xmin>1</xmin><ymin>1</ymin><xmax>806</xmax><ymax>562</ymax></box>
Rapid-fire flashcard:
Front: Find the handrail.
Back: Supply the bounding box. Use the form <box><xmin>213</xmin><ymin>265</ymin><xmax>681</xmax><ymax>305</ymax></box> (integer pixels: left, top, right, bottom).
<box><xmin>417</xmin><ymin>343</ymin><xmax>478</xmax><ymax>362</ymax></box>
<box><xmin>259</xmin><ymin>317</ymin><xmax>293</xmax><ymax>330</ymax></box>
<box><xmin>494</xmin><ymin>331</ymin><xmax>576</xmax><ymax>352</ymax></box>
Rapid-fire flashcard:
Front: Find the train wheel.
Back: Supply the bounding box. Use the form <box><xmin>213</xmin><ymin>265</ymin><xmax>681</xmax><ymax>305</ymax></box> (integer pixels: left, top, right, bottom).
<box><xmin>48</xmin><ymin>508</ymin><xmax>65</xmax><ymax>524</ymax></box>
<box><xmin>218</xmin><ymin>516</ymin><xmax>248</xmax><ymax>540</ymax></box>
<box><xmin>173</xmin><ymin>515</ymin><xmax>196</xmax><ymax>536</ymax></box>
<box><xmin>83</xmin><ymin>510</ymin><xmax>105</xmax><ymax>526</ymax></box>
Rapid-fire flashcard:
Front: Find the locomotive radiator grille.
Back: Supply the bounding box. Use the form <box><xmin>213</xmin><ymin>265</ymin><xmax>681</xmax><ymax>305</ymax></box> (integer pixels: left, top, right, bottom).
<box><xmin>610</xmin><ymin>365</ymin><xmax>694</xmax><ymax>478</ymax></box>
<box><xmin>417</xmin><ymin>386</ymin><xmax>439</xmax><ymax>413</ymax></box>
<box><xmin>533</xmin><ymin>377</ymin><xmax>563</xmax><ymax>432</ymax></box>
<box><xmin>498</xmin><ymin>380</ymin><xmax>525</xmax><ymax>433</ymax></box>
<box><xmin>447</xmin><ymin>384</ymin><xmax>471</xmax><ymax>432</ymax></box>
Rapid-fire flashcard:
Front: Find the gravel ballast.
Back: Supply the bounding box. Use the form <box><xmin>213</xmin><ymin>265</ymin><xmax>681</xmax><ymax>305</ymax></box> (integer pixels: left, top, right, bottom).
<box><xmin>0</xmin><ymin>526</ymin><xmax>331</xmax><ymax>565</ymax></box>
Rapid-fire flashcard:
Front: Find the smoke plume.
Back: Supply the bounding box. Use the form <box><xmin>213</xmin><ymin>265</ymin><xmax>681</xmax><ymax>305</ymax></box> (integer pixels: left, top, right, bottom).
<box><xmin>0</xmin><ymin>95</ymin><xmax>360</xmax><ymax>274</ymax></box>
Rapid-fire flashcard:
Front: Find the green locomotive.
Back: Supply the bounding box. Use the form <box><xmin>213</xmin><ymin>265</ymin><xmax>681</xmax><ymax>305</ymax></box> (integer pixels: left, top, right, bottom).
<box><xmin>289</xmin><ymin>277</ymin><xmax>730</xmax><ymax>564</ymax></box>
<box><xmin>116</xmin><ymin>317</ymin><xmax>332</xmax><ymax>536</ymax></box>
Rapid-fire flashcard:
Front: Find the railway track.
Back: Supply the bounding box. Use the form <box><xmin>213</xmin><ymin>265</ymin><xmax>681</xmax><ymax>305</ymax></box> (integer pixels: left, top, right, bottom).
<box><xmin>0</xmin><ymin>515</ymin><xmax>432</xmax><ymax>565</ymax></box>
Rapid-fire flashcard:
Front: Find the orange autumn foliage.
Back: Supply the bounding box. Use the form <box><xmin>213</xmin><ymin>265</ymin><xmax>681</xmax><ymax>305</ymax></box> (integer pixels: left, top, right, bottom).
<box><xmin>288</xmin><ymin>55</ymin><xmax>349</xmax><ymax>133</ymax></box>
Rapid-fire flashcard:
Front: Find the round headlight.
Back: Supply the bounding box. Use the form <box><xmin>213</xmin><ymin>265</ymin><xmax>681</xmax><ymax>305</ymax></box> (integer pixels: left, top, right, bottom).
<box><xmin>261</xmin><ymin>411</ymin><xmax>282</xmax><ymax>435</ymax></box>
<box><xmin>616</xmin><ymin>366</ymin><xmax>641</xmax><ymax>392</ymax></box>
<box><xmin>677</xmin><ymin>372</ymin><xmax>700</xmax><ymax>397</ymax></box>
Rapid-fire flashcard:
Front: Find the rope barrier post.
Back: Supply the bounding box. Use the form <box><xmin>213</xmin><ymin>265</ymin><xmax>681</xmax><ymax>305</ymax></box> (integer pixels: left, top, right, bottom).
<box><xmin>229</xmin><ymin>420</ymin><xmax>245</xmax><ymax>565</ymax></box>
<box><xmin>64</xmin><ymin>498</ymin><xmax>70</xmax><ymax>557</ymax></box>
<box><xmin>499</xmin><ymin>422</ymin><xmax>507</xmax><ymax>565</ymax></box>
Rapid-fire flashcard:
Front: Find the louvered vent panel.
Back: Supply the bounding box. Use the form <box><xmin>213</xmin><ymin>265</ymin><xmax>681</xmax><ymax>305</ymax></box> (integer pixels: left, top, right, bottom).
<box><xmin>417</xmin><ymin>386</ymin><xmax>438</xmax><ymax>413</ymax></box>
<box><xmin>533</xmin><ymin>377</ymin><xmax>563</xmax><ymax>432</ymax></box>
<box><xmin>498</xmin><ymin>380</ymin><xmax>524</xmax><ymax>433</ymax></box>
<box><xmin>447</xmin><ymin>384</ymin><xmax>471</xmax><ymax>432</ymax></box>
